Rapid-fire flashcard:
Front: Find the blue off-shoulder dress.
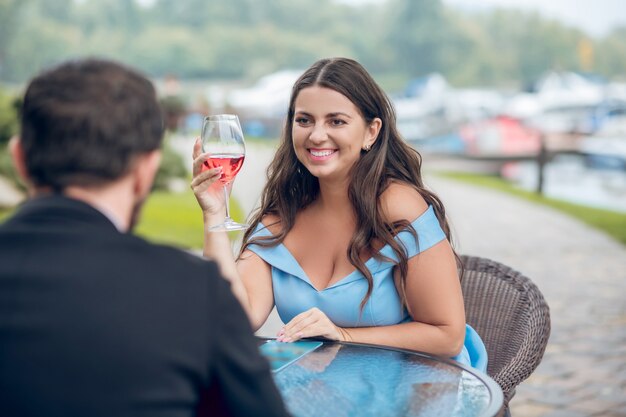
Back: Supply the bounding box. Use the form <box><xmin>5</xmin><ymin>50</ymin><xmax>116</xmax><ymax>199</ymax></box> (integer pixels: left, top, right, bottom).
<box><xmin>248</xmin><ymin>206</ymin><xmax>488</xmax><ymax>372</ymax></box>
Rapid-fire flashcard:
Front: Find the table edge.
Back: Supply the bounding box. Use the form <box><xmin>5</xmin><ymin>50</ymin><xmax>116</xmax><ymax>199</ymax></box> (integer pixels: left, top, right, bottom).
<box><xmin>258</xmin><ymin>337</ymin><xmax>504</xmax><ymax>417</ymax></box>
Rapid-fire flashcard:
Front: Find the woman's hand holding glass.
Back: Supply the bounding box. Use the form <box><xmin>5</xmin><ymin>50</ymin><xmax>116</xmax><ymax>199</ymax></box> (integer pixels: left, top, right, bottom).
<box><xmin>194</xmin><ymin>114</ymin><xmax>247</xmax><ymax>232</ymax></box>
<box><xmin>191</xmin><ymin>138</ymin><xmax>227</xmax><ymax>222</ymax></box>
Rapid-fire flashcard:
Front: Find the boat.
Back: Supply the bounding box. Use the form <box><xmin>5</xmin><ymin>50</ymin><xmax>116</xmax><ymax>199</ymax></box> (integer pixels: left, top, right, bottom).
<box><xmin>579</xmin><ymin>116</ymin><xmax>626</xmax><ymax>171</ymax></box>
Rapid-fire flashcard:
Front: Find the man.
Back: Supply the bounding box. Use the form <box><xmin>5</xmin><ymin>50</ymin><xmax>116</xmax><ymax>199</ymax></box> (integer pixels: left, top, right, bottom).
<box><xmin>0</xmin><ymin>59</ymin><xmax>289</xmax><ymax>417</ymax></box>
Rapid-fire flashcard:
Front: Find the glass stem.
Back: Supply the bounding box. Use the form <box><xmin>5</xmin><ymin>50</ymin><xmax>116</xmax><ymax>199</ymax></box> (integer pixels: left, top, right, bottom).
<box><xmin>223</xmin><ymin>185</ymin><xmax>232</xmax><ymax>221</ymax></box>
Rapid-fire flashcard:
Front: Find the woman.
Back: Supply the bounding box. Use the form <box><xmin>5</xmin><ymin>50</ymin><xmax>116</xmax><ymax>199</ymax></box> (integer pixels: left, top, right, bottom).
<box><xmin>192</xmin><ymin>57</ymin><xmax>487</xmax><ymax>370</ymax></box>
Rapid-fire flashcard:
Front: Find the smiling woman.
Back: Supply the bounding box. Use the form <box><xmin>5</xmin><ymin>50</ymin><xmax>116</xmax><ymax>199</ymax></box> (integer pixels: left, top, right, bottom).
<box><xmin>291</xmin><ymin>86</ymin><xmax>381</xmax><ymax>183</ymax></box>
<box><xmin>191</xmin><ymin>57</ymin><xmax>488</xmax><ymax>371</ymax></box>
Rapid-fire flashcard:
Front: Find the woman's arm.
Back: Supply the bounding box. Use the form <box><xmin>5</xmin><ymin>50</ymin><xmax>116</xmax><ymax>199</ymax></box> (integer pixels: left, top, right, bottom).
<box><xmin>280</xmin><ymin>183</ymin><xmax>466</xmax><ymax>357</ymax></box>
<box><xmin>191</xmin><ymin>138</ymin><xmax>274</xmax><ymax>330</ymax></box>
<box><xmin>349</xmin><ymin>183</ymin><xmax>465</xmax><ymax>356</ymax></box>
<box><xmin>236</xmin><ymin>249</ymin><xmax>275</xmax><ymax>330</ymax></box>
<box><xmin>340</xmin><ymin>239</ymin><xmax>466</xmax><ymax>357</ymax></box>
<box><xmin>201</xmin><ymin>220</ymin><xmax>274</xmax><ymax>331</ymax></box>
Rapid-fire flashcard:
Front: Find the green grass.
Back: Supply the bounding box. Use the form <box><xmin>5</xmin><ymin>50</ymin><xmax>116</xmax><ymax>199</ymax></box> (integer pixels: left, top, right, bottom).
<box><xmin>0</xmin><ymin>191</ymin><xmax>245</xmax><ymax>250</ymax></box>
<box><xmin>136</xmin><ymin>189</ymin><xmax>245</xmax><ymax>249</ymax></box>
<box><xmin>438</xmin><ymin>171</ymin><xmax>626</xmax><ymax>245</ymax></box>
<box><xmin>0</xmin><ymin>207</ymin><xmax>13</xmax><ymax>222</ymax></box>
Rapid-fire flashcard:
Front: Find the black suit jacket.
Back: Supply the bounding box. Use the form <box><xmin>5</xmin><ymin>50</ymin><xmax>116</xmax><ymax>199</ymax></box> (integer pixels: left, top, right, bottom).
<box><xmin>0</xmin><ymin>195</ymin><xmax>288</xmax><ymax>417</ymax></box>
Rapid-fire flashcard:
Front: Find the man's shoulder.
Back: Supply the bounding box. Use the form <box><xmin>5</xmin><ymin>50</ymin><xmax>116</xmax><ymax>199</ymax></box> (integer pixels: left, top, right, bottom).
<box><xmin>122</xmin><ymin>234</ymin><xmax>217</xmax><ymax>272</ymax></box>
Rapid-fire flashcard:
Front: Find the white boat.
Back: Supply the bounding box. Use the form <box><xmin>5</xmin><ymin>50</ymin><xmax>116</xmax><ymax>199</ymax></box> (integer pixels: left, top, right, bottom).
<box><xmin>580</xmin><ymin>116</ymin><xmax>626</xmax><ymax>171</ymax></box>
<box><xmin>227</xmin><ymin>70</ymin><xmax>302</xmax><ymax>118</ymax></box>
<box><xmin>504</xmin><ymin>71</ymin><xmax>606</xmax><ymax>133</ymax></box>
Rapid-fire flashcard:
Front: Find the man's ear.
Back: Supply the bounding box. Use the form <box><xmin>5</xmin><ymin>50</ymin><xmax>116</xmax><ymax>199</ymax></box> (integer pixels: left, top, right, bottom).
<box><xmin>9</xmin><ymin>136</ymin><xmax>31</xmax><ymax>186</ymax></box>
<box><xmin>133</xmin><ymin>150</ymin><xmax>162</xmax><ymax>198</ymax></box>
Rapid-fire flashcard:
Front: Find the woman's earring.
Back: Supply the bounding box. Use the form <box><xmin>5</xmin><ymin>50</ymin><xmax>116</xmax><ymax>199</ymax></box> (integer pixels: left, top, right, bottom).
<box><xmin>363</xmin><ymin>144</ymin><xmax>371</xmax><ymax>152</ymax></box>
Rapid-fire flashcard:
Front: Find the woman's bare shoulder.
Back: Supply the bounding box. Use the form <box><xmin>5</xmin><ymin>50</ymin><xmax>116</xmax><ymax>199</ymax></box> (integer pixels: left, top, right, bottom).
<box><xmin>380</xmin><ymin>182</ymin><xmax>429</xmax><ymax>223</ymax></box>
<box><xmin>259</xmin><ymin>214</ymin><xmax>281</xmax><ymax>236</ymax></box>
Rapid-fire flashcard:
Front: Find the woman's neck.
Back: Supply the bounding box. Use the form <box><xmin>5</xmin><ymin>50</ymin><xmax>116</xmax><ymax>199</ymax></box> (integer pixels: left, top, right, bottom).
<box><xmin>316</xmin><ymin>177</ymin><xmax>353</xmax><ymax>217</ymax></box>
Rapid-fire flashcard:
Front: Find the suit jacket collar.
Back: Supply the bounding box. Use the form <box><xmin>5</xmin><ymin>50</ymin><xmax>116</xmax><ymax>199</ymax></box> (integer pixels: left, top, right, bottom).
<box><xmin>10</xmin><ymin>194</ymin><xmax>121</xmax><ymax>233</ymax></box>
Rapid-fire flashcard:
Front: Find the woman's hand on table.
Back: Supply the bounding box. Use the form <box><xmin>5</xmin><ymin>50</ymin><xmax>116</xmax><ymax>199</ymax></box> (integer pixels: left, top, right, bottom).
<box><xmin>191</xmin><ymin>138</ymin><xmax>225</xmax><ymax>217</ymax></box>
<box><xmin>277</xmin><ymin>307</ymin><xmax>351</xmax><ymax>342</ymax></box>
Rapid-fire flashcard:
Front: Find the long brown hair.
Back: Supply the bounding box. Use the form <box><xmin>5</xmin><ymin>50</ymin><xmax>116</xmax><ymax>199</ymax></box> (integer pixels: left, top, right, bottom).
<box><xmin>240</xmin><ymin>57</ymin><xmax>459</xmax><ymax>311</ymax></box>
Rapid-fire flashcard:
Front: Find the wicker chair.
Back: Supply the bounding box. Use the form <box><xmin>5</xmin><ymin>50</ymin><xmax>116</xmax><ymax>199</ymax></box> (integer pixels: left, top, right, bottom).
<box><xmin>460</xmin><ymin>255</ymin><xmax>551</xmax><ymax>416</ymax></box>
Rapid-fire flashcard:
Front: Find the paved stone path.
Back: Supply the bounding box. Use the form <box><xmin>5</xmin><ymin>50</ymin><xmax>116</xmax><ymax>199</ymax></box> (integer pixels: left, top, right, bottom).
<box><xmin>426</xmin><ymin>174</ymin><xmax>626</xmax><ymax>417</ymax></box>
<box><xmin>182</xmin><ymin>140</ymin><xmax>626</xmax><ymax>416</ymax></box>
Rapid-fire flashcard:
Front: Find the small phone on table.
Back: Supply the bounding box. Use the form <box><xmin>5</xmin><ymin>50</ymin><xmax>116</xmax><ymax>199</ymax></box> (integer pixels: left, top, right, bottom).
<box><xmin>259</xmin><ymin>340</ymin><xmax>323</xmax><ymax>372</ymax></box>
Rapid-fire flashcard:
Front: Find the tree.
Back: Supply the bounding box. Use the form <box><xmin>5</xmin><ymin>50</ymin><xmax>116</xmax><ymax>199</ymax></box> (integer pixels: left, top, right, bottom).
<box><xmin>37</xmin><ymin>0</ymin><xmax>73</xmax><ymax>24</ymax></box>
<box><xmin>596</xmin><ymin>26</ymin><xmax>626</xmax><ymax>79</ymax></box>
<box><xmin>0</xmin><ymin>0</ymin><xmax>29</xmax><ymax>78</ymax></box>
<box><xmin>385</xmin><ymin>0</ymin><xmax>448</xmax><ymax>77</ymax></box>
<box><xmin>0</xmin><ymin>88</ymin><xmax>21</xmax><ymax>191</ymax></box>
<box><xmin>74</xmin><ymin>0</ymin><xmax>142</xmax><ymax>35</ymax></box>
<box><xmin>0</xmin><ymin>89</ymin><xmax>18</xmax><ymax>145</ymax></box>
<box><xmin>150</xmin><ymin>0</ymin><xmax>231</xmax><ymax>28</ymax></box>
<box><xmin>0</xmin><ymin>0</ymin><xmax>625</xmax><ymax>85</ymax></box>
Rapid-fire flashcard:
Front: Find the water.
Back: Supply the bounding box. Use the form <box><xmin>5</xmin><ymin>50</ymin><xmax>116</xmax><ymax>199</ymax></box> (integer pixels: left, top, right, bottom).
<box><xmin>505</xmin><ymin>154</ymin><xmax>626</xmax><ymax>212</ymax></box>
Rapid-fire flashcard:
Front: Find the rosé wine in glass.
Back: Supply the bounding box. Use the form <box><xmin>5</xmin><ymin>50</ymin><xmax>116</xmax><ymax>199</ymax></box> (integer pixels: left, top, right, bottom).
<box><xmin>201</xmin><ymin>115</ymin><xmax>248</xmax><ymax>232</ymax></box>
<box><xmin>202</xmin><ymin>153</ymin><xmax>245</xmax><ymax>185</ymax></box>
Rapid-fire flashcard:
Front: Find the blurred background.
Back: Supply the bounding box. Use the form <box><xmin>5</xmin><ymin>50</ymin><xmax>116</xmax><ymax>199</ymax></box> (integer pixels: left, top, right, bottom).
<box><xmin>1</xmin><ymin>0</ymin><xmax>625</xmax><ymax>244</ymax></box>
<box><xmin>1</xmin><ymin>1</ymin><xmax>625</xmax><ymax>416</ymax></box>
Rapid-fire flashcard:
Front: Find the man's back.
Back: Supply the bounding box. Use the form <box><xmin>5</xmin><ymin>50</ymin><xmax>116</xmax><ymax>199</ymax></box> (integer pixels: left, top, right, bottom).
<box><xmin>0</xmin><ymin>195</ymin><xmax>287</xmax><ymax>417</ymax></box>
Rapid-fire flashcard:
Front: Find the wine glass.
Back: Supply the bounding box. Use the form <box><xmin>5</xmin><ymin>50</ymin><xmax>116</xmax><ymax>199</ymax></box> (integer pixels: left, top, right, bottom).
<box><xmin>201</xmin><ymin>114</ymin><xmax>247</xmax><ymax>232</ymax></box>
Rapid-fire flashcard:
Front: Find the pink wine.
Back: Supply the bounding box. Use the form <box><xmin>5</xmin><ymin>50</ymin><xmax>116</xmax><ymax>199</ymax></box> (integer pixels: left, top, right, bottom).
<box><xmin>202</xmin><ymin>153</ymin><xmax>245</xmax><ymax>184</ymax></box>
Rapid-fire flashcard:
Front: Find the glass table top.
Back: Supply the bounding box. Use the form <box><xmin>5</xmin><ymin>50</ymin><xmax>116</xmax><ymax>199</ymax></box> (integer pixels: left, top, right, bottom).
<box><xmin>260</xmin><ymin>339</ymin><xmax>503</xmax><ymax>417</ymax></box>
